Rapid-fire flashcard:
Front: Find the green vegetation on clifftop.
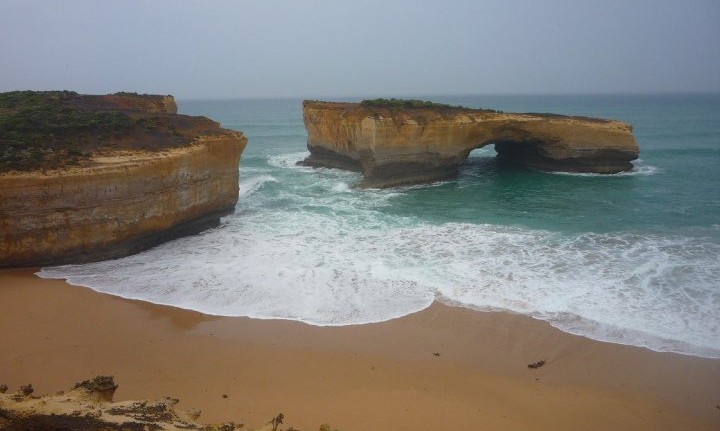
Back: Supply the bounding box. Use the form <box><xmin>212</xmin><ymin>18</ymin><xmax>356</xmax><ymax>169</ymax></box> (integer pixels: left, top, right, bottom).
<box><xmin>0</xmin><ymin>91</ymin><xmax>130</xmax><ymax>171</ymax></box>
<box><xmin>360</xmin><ymin>98</ymin><xmax>502</xmax><ymax>113</ymax></box>
<box><xmin>0</xmin><ymin>91</ymin><xmax>188</xmax><ymax>173</ymax></box>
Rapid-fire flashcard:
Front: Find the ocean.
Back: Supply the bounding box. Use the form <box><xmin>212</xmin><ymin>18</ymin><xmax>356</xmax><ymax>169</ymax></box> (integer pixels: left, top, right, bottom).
<box><xmin>39</xmin><ymin>94</ymin><xmax>720</xmax><ymax>358</ymax></box>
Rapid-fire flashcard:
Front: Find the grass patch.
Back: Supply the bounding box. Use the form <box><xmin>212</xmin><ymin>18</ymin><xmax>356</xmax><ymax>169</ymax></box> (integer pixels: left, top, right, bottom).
<box><xmin>360</xmin><ymin>98</ymin><xmax>502</xmax><ymax>113</ymax></box>
<box><xmin>0</xmin><ymin>91</ymin><xmax>186</xmax><ymax>172</ymax></box>
<box><xmin>0</xmin><ymin>91</ymin><xmax>134</xmax><ymax>171</ymax></box>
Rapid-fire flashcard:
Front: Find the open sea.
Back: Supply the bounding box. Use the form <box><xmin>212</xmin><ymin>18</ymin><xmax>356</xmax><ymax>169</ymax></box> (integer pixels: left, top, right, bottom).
<box><xmin>39</xmin><ymin>94</ymin><xmax>720</xmax><ymax>358</ymax></box>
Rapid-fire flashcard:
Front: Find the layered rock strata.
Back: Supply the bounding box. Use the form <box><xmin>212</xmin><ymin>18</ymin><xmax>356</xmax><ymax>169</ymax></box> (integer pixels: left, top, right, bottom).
<box><xmin>302</xmin><ymin>101</ymin><xmax>639</xmax><ymax>187</ymax></box>
<box><xmin>0</xmin><ymin>93</ymin><xmax>246</xmax><ymax>267</ymax></box>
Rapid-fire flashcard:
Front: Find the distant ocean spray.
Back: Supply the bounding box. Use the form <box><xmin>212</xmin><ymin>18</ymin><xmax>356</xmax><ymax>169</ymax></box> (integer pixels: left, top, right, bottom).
<box><xmin>39</xmin><ymin>94</ymin><xmax>720</xmax><ymax>358</ymax></box>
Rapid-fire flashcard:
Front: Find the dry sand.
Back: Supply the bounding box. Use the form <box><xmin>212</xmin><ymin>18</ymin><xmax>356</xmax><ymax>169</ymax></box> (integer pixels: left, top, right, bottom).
<box><xmin>1</xmin><ymin>268</ymin><xmax>718</xmax><ymax>430</ymax></box>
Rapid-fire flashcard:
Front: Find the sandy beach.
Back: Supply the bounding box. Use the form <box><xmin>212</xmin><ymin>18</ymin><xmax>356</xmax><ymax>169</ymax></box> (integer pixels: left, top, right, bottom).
<box><xmin>1</xmin><ymin>268</ymin><xmax>718</xmax><ymax>430</ymax></box>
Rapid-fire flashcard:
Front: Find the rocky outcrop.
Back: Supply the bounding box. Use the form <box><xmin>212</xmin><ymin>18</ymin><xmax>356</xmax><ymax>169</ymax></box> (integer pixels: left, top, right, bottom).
<box><xmin>302</xmin><ymin>101</ymin><xmax>639</xmax><ymax>187</ymax></box>
<box><xmin>0</xmin><ymin>93</ymin><xmax>246</xmax><ymax>267</ymax></box>
<box><xmin>0</xmin><ymin>376</ymin><xmax>307</xmax><ymax>431</ymax></box>
<box><xmin>0</xmin><ymin>376</ymin><xmax>244</xmax><ymax>431</ymax></box>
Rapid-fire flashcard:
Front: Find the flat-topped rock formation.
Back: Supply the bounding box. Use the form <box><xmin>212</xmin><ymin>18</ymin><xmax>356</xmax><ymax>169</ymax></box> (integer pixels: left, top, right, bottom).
<box><xmin>64</xmin><ymin>91</ymin><xmax>179</xmax><ymax>115</ymax></box>
<box><xmin>0</xmin><ymin>91</ymin><xmax>247</xmax><ymax>267</ymax></box>
<box><xmin>302</xmin><ymin>99</ymin><xmax>639</xmax><ymax>187</ymax></box>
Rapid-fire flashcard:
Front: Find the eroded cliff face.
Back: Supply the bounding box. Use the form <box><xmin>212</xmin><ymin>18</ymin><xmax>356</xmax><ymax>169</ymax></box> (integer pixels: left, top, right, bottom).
<box><xmin>302</xmin><ymin>101</ymin><xmax>639</xmax><ymax>187</ymax></box>
<box><xmin>0</xmin><ymin>135</ymin><xmax>245</xmax><ymax>267</ymax></box>
<box><xmin>0</xmin><ymin>93</ymin><xmax>247</xmax><ymax>267</ymax></box>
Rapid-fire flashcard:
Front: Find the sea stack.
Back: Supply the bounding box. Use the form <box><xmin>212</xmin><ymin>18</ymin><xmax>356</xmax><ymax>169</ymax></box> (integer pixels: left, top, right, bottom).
<box><xmin>301</xmin><ymin>99</ymin><xmax>639</xmax><ymax>187</ymax></box>
<box><xmin>0</xmin><ymin>91</ymin><xmax>247</xmax><ymax>267</ymax></box>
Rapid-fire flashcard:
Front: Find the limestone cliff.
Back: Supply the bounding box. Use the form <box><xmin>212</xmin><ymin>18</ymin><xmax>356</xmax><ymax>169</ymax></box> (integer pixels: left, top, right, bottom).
<box><xmin>302</xmin><ymin>100</ymin><xmax>639</xmax><ymax>187</ymax></box>
<box><xmin>0</xmin><ymin>92</ymin><xmax>247</xmax><ymax>267</ymax></box>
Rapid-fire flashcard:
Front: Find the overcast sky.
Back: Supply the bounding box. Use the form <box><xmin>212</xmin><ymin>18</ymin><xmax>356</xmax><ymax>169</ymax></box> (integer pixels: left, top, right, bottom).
<box><xmin>1</xmin><ymin>0</ymin><xmax>719</xmax><ymax>99</ymax></box>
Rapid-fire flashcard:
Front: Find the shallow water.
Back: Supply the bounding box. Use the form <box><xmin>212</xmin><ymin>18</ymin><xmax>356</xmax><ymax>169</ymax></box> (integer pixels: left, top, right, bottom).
<box><xmin>39</xmin><ymin>94</ymin><xmax>720</xmax><ymax>358</ymax></box>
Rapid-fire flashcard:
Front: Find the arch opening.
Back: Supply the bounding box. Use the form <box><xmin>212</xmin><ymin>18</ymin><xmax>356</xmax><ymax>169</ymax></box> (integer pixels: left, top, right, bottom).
<box><xmin>461</xmin><ymin>139</ymin><xmax>556</xmax><ymax>175</ymax></box>
<box><xmin>467</xmin><ymin>146</ymin><xmax>495</xmax><ymax>159</ymax></box>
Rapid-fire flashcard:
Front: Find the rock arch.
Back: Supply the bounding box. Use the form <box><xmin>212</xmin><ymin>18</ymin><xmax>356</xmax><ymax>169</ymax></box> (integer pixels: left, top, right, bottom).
<box><xmin>301</xmin><ymin>101</ymin><xmax>638</xmax><ymax>188</ymax></box>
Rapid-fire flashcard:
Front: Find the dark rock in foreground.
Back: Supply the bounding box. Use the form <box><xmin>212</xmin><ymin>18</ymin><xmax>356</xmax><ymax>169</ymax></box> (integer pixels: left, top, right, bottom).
<box><xmin>0</xmin><ymin>376</ymin><xmax>244</xmax><ymax>431</ymax></box>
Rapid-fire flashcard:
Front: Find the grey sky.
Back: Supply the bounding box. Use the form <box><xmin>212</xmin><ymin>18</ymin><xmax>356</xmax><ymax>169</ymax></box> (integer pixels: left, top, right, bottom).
<box><xmin>1</xmin><ymin>0</ymin><xmax>719</xmax><ymax>99</ymax></box>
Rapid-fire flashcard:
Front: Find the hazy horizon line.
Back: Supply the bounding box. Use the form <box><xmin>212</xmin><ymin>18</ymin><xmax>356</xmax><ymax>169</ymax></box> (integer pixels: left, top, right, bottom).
<box><xmin>175</xmin><ymin>90</ymin><xmax>720</xmax><ymax>102</ymax></box>
<box><xmin>3</xmin><ymin>88</ymin><xmax>719</xmax><ymax>101</ymax></box>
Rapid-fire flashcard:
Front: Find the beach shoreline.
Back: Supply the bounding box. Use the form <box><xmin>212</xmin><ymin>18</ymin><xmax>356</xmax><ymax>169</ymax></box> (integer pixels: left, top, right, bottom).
<box><xmin>1</xmin><ymin>268</ymin><xmax>718</xmax><ymax>430</ymax></box>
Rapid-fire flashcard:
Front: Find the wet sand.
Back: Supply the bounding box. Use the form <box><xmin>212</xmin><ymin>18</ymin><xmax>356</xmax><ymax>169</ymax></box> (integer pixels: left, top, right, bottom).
<box><xmin>1</xmin><ymin>268</ymin><xmax>718</xmax><ymax>430</ymax></box>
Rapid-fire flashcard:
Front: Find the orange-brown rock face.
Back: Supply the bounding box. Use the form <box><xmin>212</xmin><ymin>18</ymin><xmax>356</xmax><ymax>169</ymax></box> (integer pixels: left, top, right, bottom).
<box><xmin>0</xmin><ymin>95</ymin><xmax>247</xmax><ymax>268</ymax></box>
<box><xmin>302</xmin><ymin>101</ymin><xmax>639</xmax><ymax>187</ymax></box>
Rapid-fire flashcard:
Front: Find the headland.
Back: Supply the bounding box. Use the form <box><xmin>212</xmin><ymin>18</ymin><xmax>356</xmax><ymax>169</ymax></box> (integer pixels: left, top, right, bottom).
<box><xmin>0</xmin><ymin>91</ymin><xmax>247</xmax><ymax>267</ymax></box>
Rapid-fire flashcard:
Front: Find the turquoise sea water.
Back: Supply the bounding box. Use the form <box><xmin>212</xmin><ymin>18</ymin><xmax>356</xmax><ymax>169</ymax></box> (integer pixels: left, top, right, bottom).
<box><xmin>39</xmin><ymin>94</ymin><xmax>720</xmax><ymax>358</ymax></box>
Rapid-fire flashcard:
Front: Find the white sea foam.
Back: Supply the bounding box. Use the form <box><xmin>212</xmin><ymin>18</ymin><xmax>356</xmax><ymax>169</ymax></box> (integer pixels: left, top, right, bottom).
<box><xmin>37</xmin><ymin>151</ymin><xmax>720</xmax><ymax>358</ymax></box>
<box><xmin>550</xmin><ymin>159</ymin><xmax>659</xmax><ymax>177</ymax></box>
<box><xmin>239</xmin><ymin>175</ymin><xmax>278</xmax><ymax>198</ymax></box>
<box><xmin>39</xmin><ymin>215</ymin><xmax>720</xmax><ymax>357</ymax></box>
<box><xmin>266</xmin><ymin>151</ymin><xmax>310</xmax><ymax>169</ymax></box>
<box><xmin>331</xmin><ymin>182</ymin><xmax>351</xmax><ymax>193</ymax></box>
